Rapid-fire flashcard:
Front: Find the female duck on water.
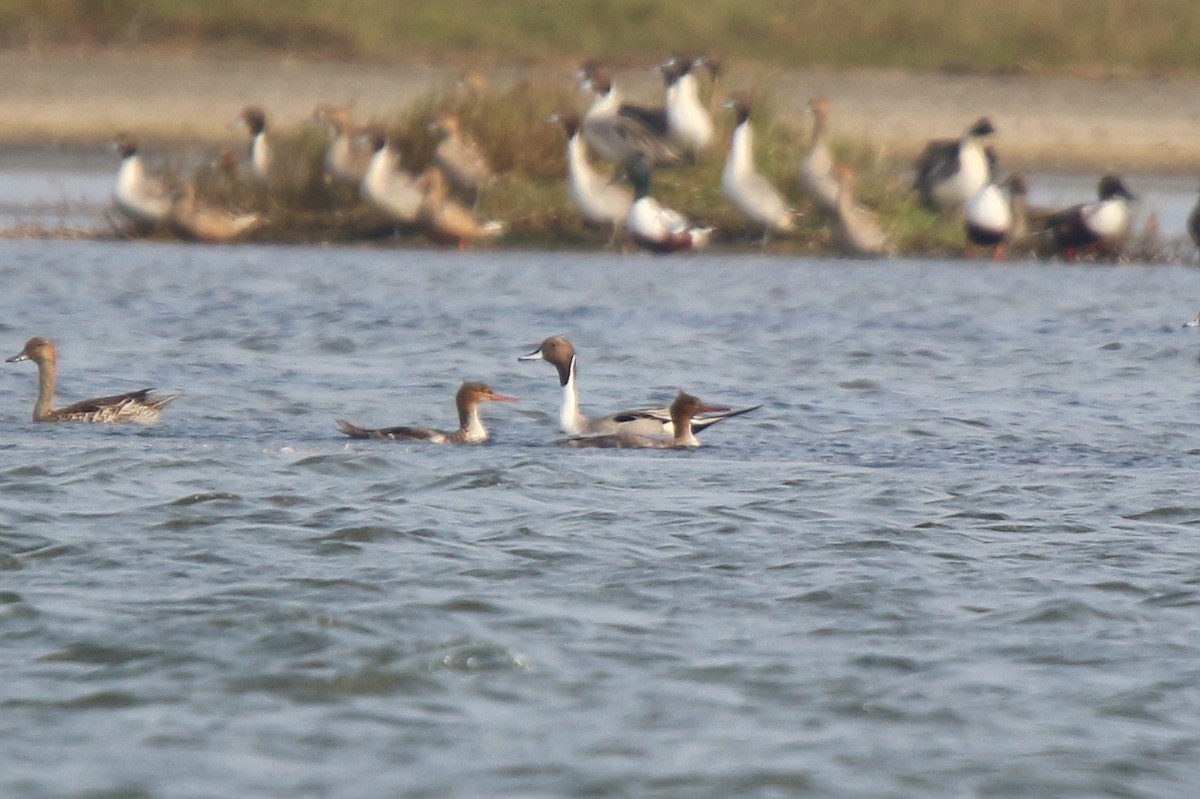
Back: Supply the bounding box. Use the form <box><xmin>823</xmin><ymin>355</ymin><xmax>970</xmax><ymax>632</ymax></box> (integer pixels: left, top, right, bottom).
<box><xmin>565</xmin><ymin>391</ymin><xmax>732</xmax><ymax>449</ymax></box>
<box><xmin>337</xmin><ymin>381</ymin><xmax>516</xmax><ymax>444</ymax></box>
<box><xmin>6</xmin><ymin>337</ymin><xmax>177</xmax><ymax>424</ymax></box>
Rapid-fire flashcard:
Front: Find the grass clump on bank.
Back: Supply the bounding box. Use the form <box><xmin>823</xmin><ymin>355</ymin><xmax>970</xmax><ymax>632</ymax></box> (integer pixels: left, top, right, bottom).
<box><xmin>171</xmin><ymin>77</ymin><xmax>963</xmax><ymax>255</ymax></box>
<box><xmin>9</xmin><ymin>1</ymin><xmax>1200</xmax><ymax>75</ymax></box>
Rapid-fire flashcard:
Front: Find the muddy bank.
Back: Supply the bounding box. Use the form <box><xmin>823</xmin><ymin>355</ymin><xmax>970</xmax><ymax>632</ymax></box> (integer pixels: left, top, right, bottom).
<box><xmin>4</xmin><ymin>52</ymin><xmax>1200</xmax><ymax>172</ymax></box>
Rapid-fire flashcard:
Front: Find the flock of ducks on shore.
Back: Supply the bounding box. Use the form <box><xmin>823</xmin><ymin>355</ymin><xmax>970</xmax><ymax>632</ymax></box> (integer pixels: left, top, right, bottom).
<box><xmin>105</xmin><ymin>55</ymin><xmax>1187</xmax><ymax>259</ymax></box>
<box><xmin>5</xmin><ymin>335</ymin><xmax>760</xmax><ymax>449</ymax></box>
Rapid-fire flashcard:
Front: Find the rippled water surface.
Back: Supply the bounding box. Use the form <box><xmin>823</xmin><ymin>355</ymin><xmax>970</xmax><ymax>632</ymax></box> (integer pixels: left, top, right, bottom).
<box><xmin>2</xmin><ymin>240</ymin><xmax>1200</xmax><ymax>799</ymax></box>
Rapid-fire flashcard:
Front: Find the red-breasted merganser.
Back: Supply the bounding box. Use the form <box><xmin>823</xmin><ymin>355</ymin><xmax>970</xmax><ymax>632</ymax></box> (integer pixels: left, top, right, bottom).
<box><xmin>519</xmin><ymin>336</ymin><xmax>759</xmax><ymax>437</ymax></box>
<box><xmin>914</xmin><ymin>117</ymin><xmax>996</xmax><ymax>214</ymax></box>
<box><xmin>566</xmin><ymin>391</ymin><xmax>730</xmax><ymax>449</ymax></box>
<box><xmin>6</xmin><ymin>337</ymin><xmax>177</xmax><ymax>424</ymax></box>
<box><xmin>337</xmin><ymin>381</ymin><xmax>516</xmax><ymax>444</ymax></box>
<box><xmin>721</xmin><ymin>94</ymin><xmax>795</xmax><ymax>242</ymax></box>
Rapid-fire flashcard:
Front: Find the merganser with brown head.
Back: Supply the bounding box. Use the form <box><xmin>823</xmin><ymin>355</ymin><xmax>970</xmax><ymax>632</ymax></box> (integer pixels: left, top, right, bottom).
<box><xmin>6</xmin><ymin>337</ymin><xmax>177</xmax><ymax>424</ymax></box>
<box><xmin>518</xmin><ymin>336</ymin><xmax>759</xmax><ymax>438</ymax></box>
<box><xmin>337</xmin><ymin>381</ymin><xmax>516</xmax><ymax>444</ymax></box>
<box><xmin>566</xmin><ymin>391</ymin><xmax>730</xmax><ymax>449</ymax></box>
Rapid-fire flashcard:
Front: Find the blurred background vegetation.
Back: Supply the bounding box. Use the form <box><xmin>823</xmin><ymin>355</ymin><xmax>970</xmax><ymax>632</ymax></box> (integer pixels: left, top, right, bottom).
<box><xmin>4</xmin><ymin>0</ymin><xmax>1200</xmax><ymax>74</ymax></box>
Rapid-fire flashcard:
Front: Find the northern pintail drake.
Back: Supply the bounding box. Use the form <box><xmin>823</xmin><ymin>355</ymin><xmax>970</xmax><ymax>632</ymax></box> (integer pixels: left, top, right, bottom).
<box><xmin>6</xmin><ymin>337</ymin><xmax>177</xmax><ymax>424</ymax></box>
<box><xmin>798</xmin><ymin>96</ymin><xmax>840</xmax><ymax>215</ymax></box>
<box><xmin>579</xmin><ymin>63</ymin><xmax>682</xmax><ymax>169</ymax></box>
<box><xmin>112</xmin><ymin>132</ymin><xmax>171</xmax><ymax>230</ymax></box>
<box><xmin>1042</xmin><ymin>174</ymin><xmax>1136</xmax><ymax>260</ymax></box>
<box><xmin>566</xmin><ymin>391</ymin><xmax>731</xmax><ymax>449</ymax></box>
<box><xmin>625</xmin><ymin>157</ymin><xmax>712</xmax><ymax>253</ymax></box>
<box><xmin>167</xmin><ymin>183</ymin><xmax>263</xmax><ymax>244</ymax></box>
<box><xmin>721</xmin><ymin>94</ymin><xmax>795</xmax><ymax>242</ymax></box>
<box><xmin>415</xmin><ymin>167</ymin><xmax>504</xmax><ymax>248</ymax></box>
<box><xmin>235</xmin><ymin>106</ymin><xmax>272</xmax><ymax>185</ymax></box>
<box><xmin>964</xmin><ymin>174</ymin><xmax>1028</xmax><ymax>259</ymax></box>
<box><xmin>518</xmin><ymin>336</ymin><xmax>759</xmax><ymax>438</ymax></box>
<box><xmin>1188</xmin><ymin>180</ymin><xmax>1200</xmax><ymax>251</ymax></box>
<box><xmin>660</xmin><ymin>55</ymin><xmax>714</xmax><ymax>160</ymax></box>
<box><xmin>312</xmin><ymin>104</ymin><xmax>373</xmax><ymax>188</ymax></box>
<box><xmin>552</xmin><ymin>111</ymin><xmax>633</xmax><ymax>243</ymax></box>
<box><xmin>431</xmin><ymin>112</ymin><xmax>494</xmax><ymax>209</ymax></box>
<box><xmin>832</xmin><ymin>165</ymin><xmax>889</xmax><ymax>258</ymax></box>
<box><xmin>914</xmin><ymin>117</ymin><xmax>996</xmax><ymax>214</ymax></box>
<box><xmin>337</xmin><ymin>381</ymin><xmax>516</xmax><ymax>444</ymax></box>
<box><xmin>360</xmin><ymin>129</ymin><xmax>423</xmax><ymax>224</ymax></box>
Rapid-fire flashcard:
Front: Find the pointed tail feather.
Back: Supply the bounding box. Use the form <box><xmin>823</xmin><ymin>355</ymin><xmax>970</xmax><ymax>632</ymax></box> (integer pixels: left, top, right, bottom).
<box><xmin>692</xmin><ymin>403</ymin><xmax>762</xmax><ymax>433</ymax></box>
<box><xmin>337</xmin><ymin>418</ymin><xmax>371</xmax><ymax>439</ymax></box>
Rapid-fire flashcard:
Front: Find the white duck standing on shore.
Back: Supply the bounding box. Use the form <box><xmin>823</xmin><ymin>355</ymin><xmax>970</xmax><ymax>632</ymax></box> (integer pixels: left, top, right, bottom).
<box><xmin>579</xmin><ymin>62</ymin><xmax>682</xmax><ymax>169</ymax></box>
<box><xmin>551</xmin><ymin>112</ymin><xmax>632</xmax><ymax>244</ymax></box>
<box><xmin>964</xmin><ymin>174</ymin><xmax>1028</xmax><ymax>259</ymax></box>
<box><xmin>721</xmin><ymin>94</ymin><xmax>795</xmax><ymax>242</ymax></box>
<box><xmin>914</xmin><ymin>117</ymin><xmax>996</xmax><ymax>214</ymax></box>
<box><xmin>625</xmin><ymin>156</ymin><xmax>712</xmax><ymax>253</ymax></box>
<box><xmin>661</xmin><ymin>55</ymin><xmax>715</xmax><ymax>161</ymax></box>
<box><xmin>359</xmin><ymin>129</ymin><xmax>423</xmax><ymax>225</ymax></box>
<box><xmin>112</xmin><ymin>132</ymin><xmax>171</xmax><ymax>231</ymax></box>
<box><xmin>235</xmin><ymin>106</ymin><xmax>272</xmax><ymax>185</ymax></box>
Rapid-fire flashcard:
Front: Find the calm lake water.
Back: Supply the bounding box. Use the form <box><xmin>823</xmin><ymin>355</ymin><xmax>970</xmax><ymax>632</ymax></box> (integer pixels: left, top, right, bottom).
<box><xmin>2</xmin><ymin>240</ymin><xmax>1200</xmax><ymax>799</ymax></box>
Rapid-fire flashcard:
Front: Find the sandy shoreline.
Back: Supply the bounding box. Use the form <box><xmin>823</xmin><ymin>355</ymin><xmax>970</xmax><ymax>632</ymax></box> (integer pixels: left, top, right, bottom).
<box><xmin>3</xmin><ymin>51</ymin><xmax>1200</xmax><ymax>173</ymax></box>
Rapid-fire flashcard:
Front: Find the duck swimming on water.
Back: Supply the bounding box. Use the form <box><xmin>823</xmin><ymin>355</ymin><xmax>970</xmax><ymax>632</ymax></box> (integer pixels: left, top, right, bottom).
<box><xmin>518</xmin><ymin>336</ymin><xmax>759</xmax><ymax>437</ymax></box>
<box><xmin>565</xmin><ymin>391</ymin><xmax>732</xmax><ymax>449</ymax></box>
<box><xmin>337</xmin><ymin>381</ymin><xmax>516</xmax><ymax>444</ymax></box>
<box><xmin>6</xmin><ymin>337</ymin><xmax>177</xmax><ymax>424</ymax></box>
